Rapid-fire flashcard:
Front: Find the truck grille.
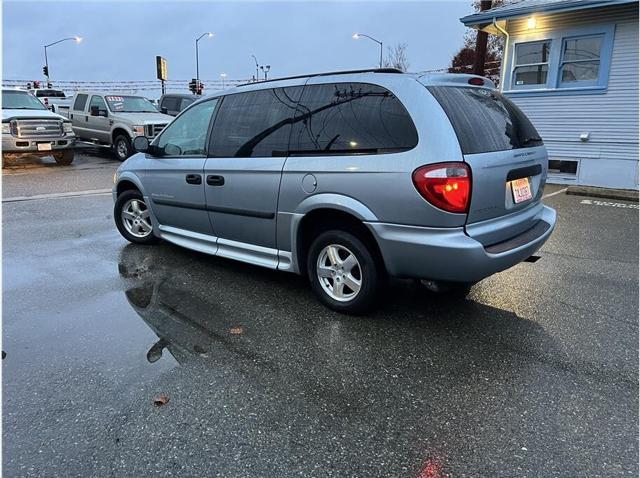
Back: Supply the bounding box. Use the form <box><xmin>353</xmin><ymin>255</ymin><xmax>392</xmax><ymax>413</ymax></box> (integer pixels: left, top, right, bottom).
<box><xmin>146</xmin><ymin>124</ymin><xmax>167</xmax><ymax>138</ymax></box>
<box><xmin>13</xmin><ymin>119</ymin><xmax>63</xmax><ymax>138</ymax></box>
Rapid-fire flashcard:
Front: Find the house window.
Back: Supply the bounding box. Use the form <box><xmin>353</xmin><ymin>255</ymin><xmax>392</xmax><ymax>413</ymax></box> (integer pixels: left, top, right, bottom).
<box><xmin>512</xmin><ymin>40</ymin><xmax>551</xmax><ymax>88</ymax></box>
<box><xmin>548</xmin><ymin>159</ymin><xmax>579</xmax><ymax>178</ymax></box>
<box><xmin>559</xmin><ymin>35</ymin><xmax>603</xmax><ymax>86</ymax></box>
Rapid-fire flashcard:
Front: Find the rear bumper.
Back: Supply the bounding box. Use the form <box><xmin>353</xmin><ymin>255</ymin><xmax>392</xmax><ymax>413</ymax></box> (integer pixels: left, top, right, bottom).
<box><xmin>366</xmin><ymin>205</ymin><xmax>556</xmax><ymax>283</ymax></box>
<box><xmin>2</xmin><ymin>133</ymin><xmax>75</xmax><ymax>153</ymax></box>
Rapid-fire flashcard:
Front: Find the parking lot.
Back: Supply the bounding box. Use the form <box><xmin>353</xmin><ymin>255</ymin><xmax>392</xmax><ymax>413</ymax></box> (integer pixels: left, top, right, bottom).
<box><xmin>3</xmin><ymin>153</ymin><xmax>638</xmax><ymax>477</ymax></box>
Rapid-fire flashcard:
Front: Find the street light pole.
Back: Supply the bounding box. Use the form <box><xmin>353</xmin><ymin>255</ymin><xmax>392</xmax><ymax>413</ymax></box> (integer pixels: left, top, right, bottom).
<box><xmin>352</xmin><ymin>33</ymin><xmax>383</xmax><ymax>68</ymax></box>
<box><xmin>195</xmin><ymin>32</ymin><xmax>214</xmax><ymax>92</ymax></box>
<box><xmin>43</xmin><ymin>36</ymin><xmax>82</xmax><ymax>84</ymax></box>
<box><xmin>251</xmin><ymin>54</ymin><xmax>259</xmax><ymax>82</ymax></box>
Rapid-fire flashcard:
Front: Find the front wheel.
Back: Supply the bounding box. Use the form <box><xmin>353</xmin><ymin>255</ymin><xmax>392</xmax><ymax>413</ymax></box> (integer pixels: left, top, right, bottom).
<box><xmin>114</xmin><ymin>190</ymin><xmax>159</xmax><ymax>245</ymax></box>
<box><xmin>53</xmin><ymin>150</ymin><xmax>74</xmax><ymax>165</ymax></box>
<box><xmin>307</xmin><ymin>230</ymin><xmax>381</xmax><ymax>314</ymax></box>
<box><xmin>113</xmin><ymin>134</ymin><xmax>132</xmax><ymax>162</ymax></box>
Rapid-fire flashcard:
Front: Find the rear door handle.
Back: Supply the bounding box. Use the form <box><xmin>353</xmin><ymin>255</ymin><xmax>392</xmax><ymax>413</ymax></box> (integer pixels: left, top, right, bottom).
<box><xmin>206</xmin><ymin>175</ymin><xmax>225</xmax><ymax>186</ymax></box>
<box><xmin>185</xmin><ymin>174</ymin><xmax>202</xmax><ymax>185</ymax></box>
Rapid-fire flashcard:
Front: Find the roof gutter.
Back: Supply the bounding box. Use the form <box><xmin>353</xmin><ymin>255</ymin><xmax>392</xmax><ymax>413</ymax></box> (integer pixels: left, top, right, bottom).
<box><xmin>492</xmin><ymin>17</ymin><xmax>509</xmax><ymax>92</ymax></box>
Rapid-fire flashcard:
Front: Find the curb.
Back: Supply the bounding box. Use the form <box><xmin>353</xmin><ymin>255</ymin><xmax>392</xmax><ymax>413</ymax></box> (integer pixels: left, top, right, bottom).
<box><xmin>566</xmin><ymin>186</ymin><xmax>639</xmax><ymax>203</ymax></box>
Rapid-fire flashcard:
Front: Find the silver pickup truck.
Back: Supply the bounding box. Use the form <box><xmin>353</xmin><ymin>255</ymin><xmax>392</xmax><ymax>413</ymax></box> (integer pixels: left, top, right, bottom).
<box><xmin>2</xmin><ymin>88</ymin><xmax>76</xmax><ymax>165</ymax></box>
<box><xmin>66</xmin><ymin>92</ymin><xmax>173</xmax><ymax>161</ymax></box>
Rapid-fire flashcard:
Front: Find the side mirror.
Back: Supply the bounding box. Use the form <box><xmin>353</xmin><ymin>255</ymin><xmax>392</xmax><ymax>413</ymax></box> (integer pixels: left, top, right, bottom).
<box><xmin>133</xmin><ymin>135</ymin><xmax>150</xmax><ymax>153</ymax></box>
<box><xmin>160</xmin><ymin>107</ymin><xmax>168</xmax><ymax>114</ymax></box>
<box><xmin>90</xmin><ymin>105</ymin><xmax>99</xmax><ymax>116</ymax></box>
<box><xmin>99</xmin><ymin>109</ymin><xmax>108</xmax><ymax>117</ymax></box>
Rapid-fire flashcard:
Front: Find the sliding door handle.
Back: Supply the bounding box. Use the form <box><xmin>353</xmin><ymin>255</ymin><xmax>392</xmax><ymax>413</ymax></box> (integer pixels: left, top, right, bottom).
<box><xmin>185</xmin><ymin>174</ymin><xmax>202</xmax><ymax>185</ymax></box>
<box><xmin>206</xmin><ymin>175</ymin><xmax>225</xmax><ymax>186</ymax></box>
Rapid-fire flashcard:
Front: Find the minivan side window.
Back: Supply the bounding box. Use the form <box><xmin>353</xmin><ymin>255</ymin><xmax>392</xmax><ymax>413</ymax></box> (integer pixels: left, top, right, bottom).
<box><xmin>156</xmin><ymin>98</ymin><xmax>218</xmax><ymax>156</ymax></box>
<box><xmin>289</xmin><ymin>82</ymin><xmax>418</xmax><ymax>155</ymax></box>
<box><xmin>208</xmin><ymin>87</ymin><xmax>303</xmax><ymax>158</ymax></box>
<box><xmin>73</xmin><ymin>94</ymin><xmax>88</xmax><ymax>111</ymax></box>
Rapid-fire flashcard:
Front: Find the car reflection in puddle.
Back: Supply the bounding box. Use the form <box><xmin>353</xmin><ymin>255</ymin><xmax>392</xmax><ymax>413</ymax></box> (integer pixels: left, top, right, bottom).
<box><xmin>118</xmin><ymin>244</ymin><xmax>276</xmax><ymax>369</ymax></box>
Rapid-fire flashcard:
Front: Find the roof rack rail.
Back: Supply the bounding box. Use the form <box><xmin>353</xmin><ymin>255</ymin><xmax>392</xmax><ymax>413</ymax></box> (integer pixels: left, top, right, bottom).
<box><xmin>237</xmin><ymin>68</ymin><xmax>403</xmax><ymax>87</ymax></box>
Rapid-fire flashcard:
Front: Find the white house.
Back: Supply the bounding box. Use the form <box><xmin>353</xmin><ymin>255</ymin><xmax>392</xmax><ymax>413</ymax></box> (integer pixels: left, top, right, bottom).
<box><xmin>461</xmin><ymin>0</ymin><xmax>639</xmax><ymax>190</ymax></box>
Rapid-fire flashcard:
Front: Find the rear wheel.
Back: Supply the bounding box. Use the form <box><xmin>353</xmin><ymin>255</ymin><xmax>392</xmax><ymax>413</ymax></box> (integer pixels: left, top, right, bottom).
<box><xmin>53</xmin><ymin>150</ymin><xmax>74</xmax><ymax>165</ymax></box>
<box><xmin>307</xmin><ymin>230</ymin><xmax>381</xmax><ymax>314</ymax></box>
<box><xmin>113</xmin><ymin>134</ymin><xmax>132</xmax><ymax>161</ymax></box>
<box><xmin>114</xmin><ymin>190</ymin><xmax>159</xmax><ymax>245</ymax></box>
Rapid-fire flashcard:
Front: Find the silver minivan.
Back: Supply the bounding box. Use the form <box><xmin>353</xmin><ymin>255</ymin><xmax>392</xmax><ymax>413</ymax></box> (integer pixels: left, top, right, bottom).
<box><xmin>113</xmin><ymin>69</ymin><xmax>556</xmax><ymax>313</ymax></box>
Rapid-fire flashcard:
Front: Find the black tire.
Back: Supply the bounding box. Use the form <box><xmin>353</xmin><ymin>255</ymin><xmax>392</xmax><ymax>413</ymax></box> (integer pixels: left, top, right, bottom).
<box><xmin>113</xmin><ymin>134</ymin><xmax>133</xmax><ymax>161</ymax></box>
<box><xmin>53</xmin><ymin>150</ymin><xmax>74</xmax><ymax>165</ymax></box>
<box><xmin>307</xmin><ymin>230</ymin><xmax>381</xmax><ymax>314</ymax></box>
<box><xmin>114</xmin><ymin>190</ymin><xmax>159</xmax><ymax>245</ymax></box>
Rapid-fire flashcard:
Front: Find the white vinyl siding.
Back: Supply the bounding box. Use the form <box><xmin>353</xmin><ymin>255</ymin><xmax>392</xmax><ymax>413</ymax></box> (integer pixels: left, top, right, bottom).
<box><xmin>501</xmin><ymin>3</ymin><xmax>639</xmax><ymax>189</ymax></box>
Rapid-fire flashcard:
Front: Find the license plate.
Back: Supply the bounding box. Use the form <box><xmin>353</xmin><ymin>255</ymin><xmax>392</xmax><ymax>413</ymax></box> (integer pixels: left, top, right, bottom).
<box><xmin>37</xmin><ymin>143</ymin><xmax>52</xmax><ymax>151</ymax></box>
<box><xmin>511</xmin><ymin>177</ymin><xmax>533</xmax><ymax>204</ymax></box>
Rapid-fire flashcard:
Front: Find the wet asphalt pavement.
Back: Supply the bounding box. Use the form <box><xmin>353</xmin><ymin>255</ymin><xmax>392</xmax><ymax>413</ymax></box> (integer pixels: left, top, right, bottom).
<box><xmin>3</xmin><ymin>155</ymin><xmax>639</xmax><ymax>477</ymax></box>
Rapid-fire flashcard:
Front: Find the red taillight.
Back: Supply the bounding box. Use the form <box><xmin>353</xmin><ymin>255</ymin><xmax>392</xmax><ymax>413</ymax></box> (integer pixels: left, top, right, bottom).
<box><xmin>412</xmin><ymin>162</ymin><xmax>471</xmax><ymax>214</ymax></box>
<box><xmin>468</xmin><ymin>77</ymin><xmax>485</xmax><ymax>86</ymax></box>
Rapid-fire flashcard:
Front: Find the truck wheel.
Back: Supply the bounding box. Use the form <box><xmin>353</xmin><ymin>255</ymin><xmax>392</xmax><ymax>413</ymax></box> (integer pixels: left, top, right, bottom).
<box><xmin>307</xmin><ymin>230</ymin><xmax>381</xmax><ymax>314</ymax></box>
<box><xmin>114</xmin><ymin>190</ymin><xmax>159</xmax><ymax>245</ymax></box>
<box><xmin>113</xmin><ymin>134</ymin><xmax>132</xmax><ymax>161</ymax></box>
<box><xmin>54</xmin><ymin>150</ymin><xmax>74</xmax><ymax>165</ymax></box>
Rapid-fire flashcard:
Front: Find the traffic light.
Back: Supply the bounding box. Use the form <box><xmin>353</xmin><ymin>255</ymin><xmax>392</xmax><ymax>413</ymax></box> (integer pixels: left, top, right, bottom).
<box><xmin>196</xmin><ymin>81</ymin><xmax>204</xmax><ymax>95</ymax></box>
<box><xmin>47</xmin><ymin>81</ymin><xmax>52</xmax><ymax>89</ymax></box>
<box><xmin>188</xmin><ymin>78</ymin><xmax>197</xmax><ymax>94</ymax></box>
<box><xmin>33</xmin><ymin>80</ymin><xmax>41</xmax><ymax>89</ymax></box>
<box><xmin>43</xmin><ymin>65</ymin><xmax>49</xmax><ymax>77</ymax></box>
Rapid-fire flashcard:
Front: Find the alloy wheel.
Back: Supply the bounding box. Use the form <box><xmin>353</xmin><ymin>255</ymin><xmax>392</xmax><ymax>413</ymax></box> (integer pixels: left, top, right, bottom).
<box><xmin>121</xmin><ymin>198</ymin><xmax>152</xmax><ymax>238</ymax></box>
<box><xmin>316</xmin><ymin>244</ymin><xmax>362</xmax><ymax>302</ymax></box>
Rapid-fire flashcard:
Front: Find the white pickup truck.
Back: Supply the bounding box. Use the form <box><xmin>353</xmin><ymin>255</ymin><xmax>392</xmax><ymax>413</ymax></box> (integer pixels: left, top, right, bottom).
<box><xmin>29</xmin><ymin>88</ymin><xmax>72</xmax><ymax>114</ymax></box>
<box><xmin>2</xmin><ymin>88</ymin><xmax>75</xmax><ymax>165</ymax></box>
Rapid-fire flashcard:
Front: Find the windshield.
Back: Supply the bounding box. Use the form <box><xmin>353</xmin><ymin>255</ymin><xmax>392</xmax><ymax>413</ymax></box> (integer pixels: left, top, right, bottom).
<box><xmin>105</xmin><ymin>95</ymin><xmax>157</xmax><ymax>113</ymax></box>
<box><xmin>2</xmin><ymin>90</ymin><xmax>47</xmax><ymax>110</ymax></box>
<box><xmin>427</xmin><ymin>86</ymin><xmax>543</xmax><ymax>154</ymax></box>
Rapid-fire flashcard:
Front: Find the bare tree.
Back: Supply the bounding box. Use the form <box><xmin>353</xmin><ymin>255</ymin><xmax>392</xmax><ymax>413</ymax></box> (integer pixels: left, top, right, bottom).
<box><xmin>383</xmin><ymin>43</ymin><xmax>410</xmax><ymax>72</ymax></box>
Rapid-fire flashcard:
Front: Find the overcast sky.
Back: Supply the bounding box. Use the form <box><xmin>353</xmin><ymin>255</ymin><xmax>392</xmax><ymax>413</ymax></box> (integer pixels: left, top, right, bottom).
<box><xmin>3</xmin><ymin>0</ymin><xmax>473</xmax><ymax>86</ymax></box>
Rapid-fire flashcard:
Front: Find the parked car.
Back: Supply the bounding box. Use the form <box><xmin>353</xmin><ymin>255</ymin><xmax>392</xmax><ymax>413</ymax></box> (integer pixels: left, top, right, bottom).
<box><xmin>112</xmin><ymin>69</ymin><xmax>556</xmax><ymax>313</ymax></box>
<box><xmin>28</xmin><ymin>88</ymin><xmax>72</xmax><ymax>113</ymax></box>
<box><xmin>2</xmin><ymin>88</ymin><xmax>75</xmax><ymax>165</ymax></box>
<box><xmin>65</xmin><ymin>92</ymin><xmax>173</xmax><ymax>161</ymax></box>
<box><xmin>158</xmin><ymin>93</ymin><xmax>197</xmax><ymax>116</ymax></box>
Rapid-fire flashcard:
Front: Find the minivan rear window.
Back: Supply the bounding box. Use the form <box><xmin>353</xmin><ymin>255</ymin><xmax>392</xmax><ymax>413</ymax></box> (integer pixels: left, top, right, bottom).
<box><xmin>427</xmin><ymin>86</ymin><xmax>543</xmax><ymax>155</ymax></box>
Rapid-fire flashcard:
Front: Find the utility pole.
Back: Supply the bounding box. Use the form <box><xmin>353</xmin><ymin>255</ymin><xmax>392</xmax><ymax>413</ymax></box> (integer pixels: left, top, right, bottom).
<box><xmin>473</xmin><ymin>0</ymin><xmax>492</xmax><ymax>76</ymax></box>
